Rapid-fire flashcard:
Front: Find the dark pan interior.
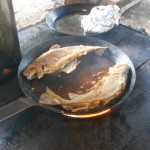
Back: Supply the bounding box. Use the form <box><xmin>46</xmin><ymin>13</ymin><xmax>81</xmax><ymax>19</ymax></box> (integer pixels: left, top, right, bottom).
<box><xmin>46</xmin><ymin>3</ymin><xmax>98</xmax><ymax>35</ymax></box>
<box><xmin>18</xmin><ymin>36</ymin><xmax>136</xmax><ymax>116</ymax></box>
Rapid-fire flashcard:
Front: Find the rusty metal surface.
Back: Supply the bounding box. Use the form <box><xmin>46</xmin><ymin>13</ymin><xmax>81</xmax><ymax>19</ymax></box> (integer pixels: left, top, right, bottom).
<box><xmin>0</xmin><ymin>25</ymin><xmax>150</xmax><ymax>150</ymax></box>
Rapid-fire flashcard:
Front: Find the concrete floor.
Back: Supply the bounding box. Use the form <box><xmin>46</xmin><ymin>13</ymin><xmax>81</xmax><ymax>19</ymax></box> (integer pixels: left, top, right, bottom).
<box><xmin>12</xmin><ymin>0</ymin><xmax>150</xmax><ymax>36</ymax></box>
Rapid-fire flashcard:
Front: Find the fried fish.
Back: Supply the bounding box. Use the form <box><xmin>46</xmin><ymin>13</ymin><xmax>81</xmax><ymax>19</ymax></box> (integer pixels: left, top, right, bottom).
<box><xmin>39</xmin><ymin>64</ymin><xmax>129</xmax><ymax>112</ymax></box>
<box><xmin>23</xmin><ymin>45</ymin><xmax>106</xmax><ymax>80</ymax></box>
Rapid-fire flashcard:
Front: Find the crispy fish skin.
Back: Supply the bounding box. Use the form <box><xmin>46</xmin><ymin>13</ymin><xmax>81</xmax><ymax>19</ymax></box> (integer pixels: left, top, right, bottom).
<box><xmin>39</xmin><ymin>64</ymin><xmax>129</xmax><ymax>112</ymax></box>
<box><xmin>22</xmin><ymin>45</ymin><xmax>106</xmax><ymax>80</ymax></box>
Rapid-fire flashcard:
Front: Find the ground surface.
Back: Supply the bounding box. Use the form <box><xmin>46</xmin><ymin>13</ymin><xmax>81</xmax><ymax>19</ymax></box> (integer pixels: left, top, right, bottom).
<box><xmin>121</xmin><ymin>0</ymin><xmax>150</xmax><ymax>36</ymax></box>
<box><xmin>12</xmin><ymin>0</ymin><xmax>58</xmax><ymax>30</ymax></box>
<box><xmin>12</xmin><ymin>0</ymin><xmax>150</xmax><ymax>36</ymax></box>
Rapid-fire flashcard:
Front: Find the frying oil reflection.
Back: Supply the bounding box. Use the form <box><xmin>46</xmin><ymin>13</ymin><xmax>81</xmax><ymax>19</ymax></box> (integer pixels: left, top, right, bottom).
<box><xmin>64</xmin><ymin>109</ymin><xmax>111</xmax><ymax>118</ymax></box>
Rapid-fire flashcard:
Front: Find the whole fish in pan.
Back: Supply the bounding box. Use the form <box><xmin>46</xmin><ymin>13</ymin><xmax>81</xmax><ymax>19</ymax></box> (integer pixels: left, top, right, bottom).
<box><xmin>23</xmin><ymin>45</ymin><xmax>106</xmax><ymax>79</ymax></box>
<box><xmin>39</xmin><ymin>64</ymin><xmax>129</xmax><ymax>112</ymax></box>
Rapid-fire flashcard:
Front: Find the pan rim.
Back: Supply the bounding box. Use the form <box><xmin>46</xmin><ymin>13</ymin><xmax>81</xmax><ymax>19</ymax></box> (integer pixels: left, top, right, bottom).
<box><xmin>18</xmin><ymin>35</ymin><xmax>136</xmax><ymax>118</ymax></box>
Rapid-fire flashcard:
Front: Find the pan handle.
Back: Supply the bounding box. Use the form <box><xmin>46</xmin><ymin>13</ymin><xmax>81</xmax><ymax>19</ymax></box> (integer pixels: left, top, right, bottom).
<box><xmin>120</xmin><ymin>0</ymin><xmax>142</xmax><ymax>16</ymax></box>
<box><xmin>0</xmin><ymin>97</ymin><xmax>37</xmax><ymax>122</ymax></box>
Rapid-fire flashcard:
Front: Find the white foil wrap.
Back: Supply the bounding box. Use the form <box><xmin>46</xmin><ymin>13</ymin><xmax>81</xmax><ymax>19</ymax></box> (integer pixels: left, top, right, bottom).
<box><xmin>81</xmin><ymin>5</ymin><xmax>120</xmax><ymax>34</ymax></box>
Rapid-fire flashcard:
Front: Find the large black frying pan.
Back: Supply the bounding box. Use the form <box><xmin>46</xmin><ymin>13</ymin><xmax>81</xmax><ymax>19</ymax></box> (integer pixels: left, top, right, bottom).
<box><xmin>0</xmin><ymin>36</ymin><xmax>136</xmax><ymax>121</ymax></box>
<box><xmin>46</xmin><ymin>0</ymin><xmax>142</xmax><ymax>35</ymax></box>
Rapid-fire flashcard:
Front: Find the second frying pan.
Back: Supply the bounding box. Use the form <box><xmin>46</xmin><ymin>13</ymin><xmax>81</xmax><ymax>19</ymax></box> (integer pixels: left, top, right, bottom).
<box><xmin>46</xmin><ymin>0</ymin><xmax>142</xmax><ymax>35</ymax></box>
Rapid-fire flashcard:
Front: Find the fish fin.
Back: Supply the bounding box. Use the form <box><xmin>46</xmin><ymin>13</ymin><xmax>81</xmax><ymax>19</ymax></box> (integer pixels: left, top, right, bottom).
<box><xmin>69</xmin><ymin>92</ymin><xmax>80</xmax><ymax>100</ymax></box>
<box><xmin>39</xmin><ymin>87</ymin><xmax>61</xmax><ymax>105</ymax></box>
<box><xmin>62</xmin><ymin>59</ymin><xmax>81</xmax><ymax>74</ymax></box>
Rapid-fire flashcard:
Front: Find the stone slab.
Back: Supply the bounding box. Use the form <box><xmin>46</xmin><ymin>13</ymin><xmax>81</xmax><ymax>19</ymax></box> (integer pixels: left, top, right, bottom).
<box><xmin>18</xmin><ymin>23</ymin><xmax>136</xmax><ymax>55</ymax></box>
<box><xmin>18</xmin><ymin>23</ymin><xmax>56</xmax><ymax>56</ymax></box>
<box><xmin>94</xmin><ymin>24</ymin><xmax>135</xmax><ymax>44</ymax></box>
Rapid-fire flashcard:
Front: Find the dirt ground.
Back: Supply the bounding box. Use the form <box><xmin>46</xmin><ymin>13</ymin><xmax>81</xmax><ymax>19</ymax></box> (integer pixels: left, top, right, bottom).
<box><xmin>12</xmin><ymin>0</ymin><xmax>60</xmax><ymax>30</ymax></box>
<box><xmin>121</xmin><ymin>0</ymin><xmax>150</xmax><ymax>36</ymax></box>
<box><xmin>12</xmin><ymin>0</ymin><xmax>150</xmax><ymax>36</ymax></box>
